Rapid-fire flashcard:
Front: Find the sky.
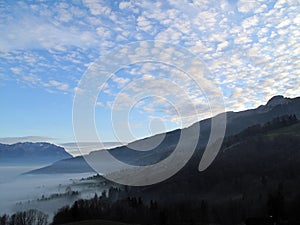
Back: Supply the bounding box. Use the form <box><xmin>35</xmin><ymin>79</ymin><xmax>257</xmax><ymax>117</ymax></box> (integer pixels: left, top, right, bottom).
<box><xmin>0</xmin><ymin>0</ymin><xmax>299</xmax><ymax>148</ymax></box>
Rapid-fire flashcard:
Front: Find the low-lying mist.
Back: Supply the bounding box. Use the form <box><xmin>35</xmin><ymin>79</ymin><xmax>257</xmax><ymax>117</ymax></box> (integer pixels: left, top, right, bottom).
<box><xmin>0</xmin><ymin>167</ymin><xmax>101</xmax><ymax>219</ymax></box>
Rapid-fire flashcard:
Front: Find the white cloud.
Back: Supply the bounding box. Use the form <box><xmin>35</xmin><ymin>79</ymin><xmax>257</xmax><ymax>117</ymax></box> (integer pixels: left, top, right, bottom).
<box><xmin>0</xmin><ymin>16</ymin><xmax>99</xmax><ymax>52</ymax></box>
<box><xmin>0</xmin><ymin>2</ymin><xmax>100</xmax><ymax>52</ymax></box>
<box><xmin>137</xmin><ymin>16</ymin><xmax>153</xmax><ymax>32</ymax></box>
<box><xmin>216</xmin><ymin>41</ymin><xmax>229</xmax><ymax>52</ymax></box>
<box><xmin>82</xmin><ymin>0</ymin><xmax>111</xmax><ymax>16</ymax></box>
<box><xmin>276</xmin><ymin>19</ymin><xmax>291</xmax><ymax>29</ymax></box>
<box><xmin>237</xmin><ymin>0</ymin><xmax>263</xmax><ymax>13</ymax></box>
<box><xmin>96</xmin><ymin>102</ymin><xmax>104</xmax><ymax>107</ymax></box>
<box><xmin>111</xmin><ymin>75</ymin><xmax>130</xmax><ymax>88</ymax></box>
<box><xmin>10</xmin><ymin>67</ymin><xmax>22</xmax><ymax>74</ymax></box>
<box><xmin>0</xmin><ymin>0</ymin><xmax>299</xmax><ymax>127</ymax></box>
<box><xmin>43</xmin><ymin>80</ymin><xmax>70</xmax><ymax>91</ymax></box>
<box><xmin>119</xmin><ymin>1</ymin><xmax>132</xmax><ymax>10</ymax></box>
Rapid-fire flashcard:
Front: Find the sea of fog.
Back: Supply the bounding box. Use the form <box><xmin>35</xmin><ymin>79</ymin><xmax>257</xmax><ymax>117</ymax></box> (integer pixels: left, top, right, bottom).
<box><xmin>0</xmin><ymin>166</ymin><xmax>99</xmax><ymax>219</ymax></box>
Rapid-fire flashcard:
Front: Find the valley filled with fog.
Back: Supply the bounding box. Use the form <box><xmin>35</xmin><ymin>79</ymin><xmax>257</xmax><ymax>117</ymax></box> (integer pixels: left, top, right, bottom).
<box><xmin>0</xmin><ymin>167</ymin><xmax>100</xmax><ymax>219</ymax></box>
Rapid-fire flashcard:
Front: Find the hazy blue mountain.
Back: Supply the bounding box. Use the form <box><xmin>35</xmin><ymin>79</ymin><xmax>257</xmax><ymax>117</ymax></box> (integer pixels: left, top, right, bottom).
<box><xmin>60</xmin><ymin>142</ymin><xmax>125</xmax><ymax>156</ymax></box>
<box><xmin>27</xmin><ymin>155</ymin><xmax>94</xmax><ymax>173</ymax></box>
<box><xmin>0</xmin><ymin>142</ymin><xmax>72</xmax><ymax>165</ymax></box>
<box><xmin>28</xmin><ymin>95</ymin><xmax>300</xmax><ymax>174</ymax></box>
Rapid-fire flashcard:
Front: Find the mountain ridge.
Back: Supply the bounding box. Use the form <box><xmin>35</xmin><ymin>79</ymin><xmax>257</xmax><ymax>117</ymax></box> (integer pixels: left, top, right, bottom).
<box><xmin>28</xmin><ymin>95</ymin><xmax>300</xmax><ymax>174</ymax></box>
<box><xmin>0</xmin><ymin>142</ymin><xmax>72</xmax><ymax>165</ymax></box>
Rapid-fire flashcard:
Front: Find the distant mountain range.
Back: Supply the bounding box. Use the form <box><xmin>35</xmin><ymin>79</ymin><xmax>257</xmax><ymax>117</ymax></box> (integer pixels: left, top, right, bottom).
<box><xmin>60</xmin><ymin>142</ymin><xmax>125</xmax><ymax>156</ymax></box>
<box><xmin>0</xmin><ymin>142</ymin><xmax>72</xmax><ymax>165</ymax></box>
<box><xmin>28</xmin><ymin>95</ymin><xmax>300</xmax><ymax>174</ymax></box>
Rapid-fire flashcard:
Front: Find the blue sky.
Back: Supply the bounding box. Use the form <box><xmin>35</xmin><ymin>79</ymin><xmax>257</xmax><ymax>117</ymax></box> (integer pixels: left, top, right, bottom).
<box><xmin>0</xmin><ymin>0</ymin><xmax>299</xmax><ymax>148</ymax></box>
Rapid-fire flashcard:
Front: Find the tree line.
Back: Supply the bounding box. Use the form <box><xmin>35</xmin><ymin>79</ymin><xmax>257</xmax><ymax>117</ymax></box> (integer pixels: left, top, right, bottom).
<box><xmin>0</xmin><ymin>209</ymin><xmax>48</xmax><ymax>225</ymax></box>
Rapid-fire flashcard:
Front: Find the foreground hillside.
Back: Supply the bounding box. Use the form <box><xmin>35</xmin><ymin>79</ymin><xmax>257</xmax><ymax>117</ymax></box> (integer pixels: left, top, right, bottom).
<box><xmin>50</xmin><ymin>115</ymin><xmax>300</xmax><ymax>225</ymax></box>
<box><xmin>62</xmin><ymin>220</ymin><xmax>132</xmax><ymax>225</ymax></box>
